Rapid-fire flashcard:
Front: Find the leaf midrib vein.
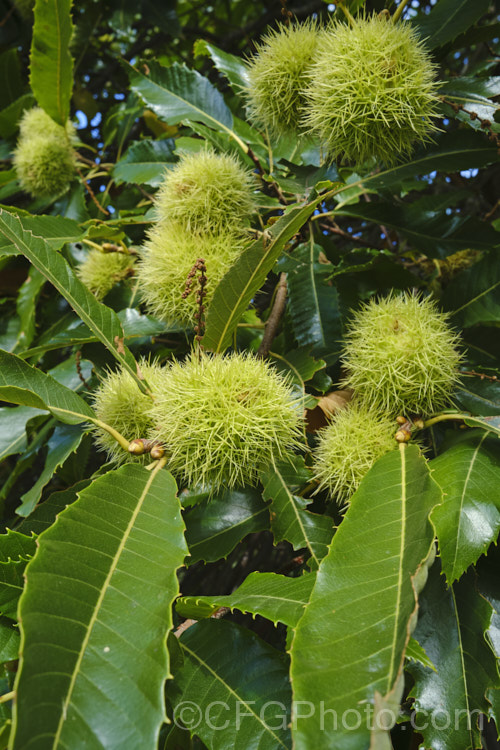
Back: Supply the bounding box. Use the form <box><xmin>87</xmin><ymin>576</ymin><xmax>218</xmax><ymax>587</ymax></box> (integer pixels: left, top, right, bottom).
<box><xmin>52</xmin><ymin>467</ymin><xmax>160</xmax><ymax>746</ymax></box>
<box><xmin>180</xmin><ymin>641</ymin><xmax>288</xmax><ymax>748</ymax></box>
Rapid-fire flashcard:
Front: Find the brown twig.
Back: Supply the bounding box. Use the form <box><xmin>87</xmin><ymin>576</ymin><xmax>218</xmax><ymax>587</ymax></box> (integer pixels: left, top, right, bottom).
<box><xmin>460</xmin><ymin>369</ymin><xmax>498</xmax><ymax>381</ymax></box>
<box><xmin>363</xmin><ymin>192</ymin><xmax>394</xmax><ymax>251</ymax></box>
<box><xmin>257</xmin><ymin>272</ymin><xmax>288</xmax><ymax>359</ymax></box>
<box><xmin>247</xmin><ymin>146</ymin><xmax>288</xmax><ymax>206</ymax></box>
<box><xmin>174</xmin><ymin>618</ymin><xmax>197</xmax><ymax>638</ymax></box>
<box><xmin>318</xmin><ymin>219</ymin><xmax>387</xmax><ymax>251</ymax></box>
<box><xmin>280</xmin><ymin>0</ymin><xmax>292</xmax><ymax>23</ymax></box>
<box><xmin>75</xmin><ymin>166</ymin><xmax>110</xmax><ymax>216</ymax></box>
<box><xmin>75</xmin><ymin>350</ymin><xmax>90</xmax><ymax>390</ymax></box>
<box><xmin>440</xmin><ymin>96</ymin><xmax>500</xmax><ymax>153</ymax></box>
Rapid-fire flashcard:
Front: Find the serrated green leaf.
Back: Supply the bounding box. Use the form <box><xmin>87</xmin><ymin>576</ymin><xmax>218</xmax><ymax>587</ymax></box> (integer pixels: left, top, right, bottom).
<box><xmin>0</xmin><ymin>210</ymin><xmax>144</xmax><ymax>389</ymax></box>
<box><xmin>14</xmin><ymin>267</ymin><xmax>45</xmax><ymax>351</ymax></box>
<box><xmin>463</xmin><ymin>415</ymin><xmax>500</xmax><ymax>437</ymax></box>
<box><xmin>430</xmin><ymin>431</ymin><xmax>500</xmax><ymax>583</ymax></box>
<box><xmin>408</xmin><ymin>562</ymin><xmax>499</xmax><ymax>750</ymax></box>
<box><xmin>262</xmin><ymin>456</ymin><xmax>333</xmax><ymax>570</ymax></box>
<box><xmin>0</xmin><ymin>560</ymin><xmax>27</xmax><ymax>621</ymax></box>
<box><xmin>11</xmin><ymin>463</ymin><xmax>187</xmax><ymax>749</ymax></box>
<box><xmin>443</xmin><ymin>253</ymin><xmax>500</xmax><ymax>328</ymax></box>
<box><xmin>21</xmin><ymin>307</ymin><xmax>170</xmax><ymax>360</ymax></box>
<box><xmin>169</xmin><ymin>619</ymin><xmax>291</xmax><ymax>750</ymax></box>
<box><xmin>176</xmin><ymin>570</ymin><xmax>315</xmax><ymax>626</ymax></box>
<box><xmin>280</xmin><ymin>240</ymin><xmax>342</xmax><ymax>359</ymax></box>
<box><xmin>335</xmin><ymin>200</ymin><xmax>499</xmax><ymax>259</ymax></box>
<box><xmin>405</xmin><ymin>637</ymin><xmax>436</xmax><ymax>671</ymax></box>
<box><xmin>0</xmin><ymin>530</ymin><xmax>37</xmax><ymax>561</ymax></box>
<box><xmin>113</xmin><ymin>138</ymin><xmax>177</xmax><ymax>187</ymax></box>
<box><xmin>16</xmin><ymin>480</ymin><xmax>89</xmax><ymax>536</ymax></box>
<box><xmin>0</xmin><ymin>530</ymin><xmax>37</xmax><ymax>620</ymax></box>
<box><xmin>193</xmin><ymin>39</ymin><xmax>249</xmax><ymax>92</ymax></box>
<box><xmin>454</xmin><ymin>374</ymin><xmax>500</xmax><ymax>416</ymax></box>
<box><xmin>127</xmin><ymin>61</ymin><xmax>243</xmax><ymax>146</ymax></box>
<box><xmin>414</xmin><ymin>0</ymin><xmax>490</xmax><ymax>50</ymax></box>
<box><xmin>184</xmin><ymin>487</ymin><xmax>270</xmax><ymax>565</ymax></box>
<box><xmin>439</xmin><ymin>77</ymin><xmax>500</xmax><ymax>130</ymax></box>
<box><xmin>203</xmin><ymin>201</ymin><xmax>319</xmax><ymax>353</ymax></box>
<box><xmin>30</xmin><ymin>0</ymin><xmax>74</xmax><ymax>125</ymax></box>
<box><xmin>0</xmin><ymin>213</ymin><xmax>84</xmax><ymax>258</ymax></box>
<box><xmin>290</xmin><ymin>445</ymin><xmax>440</xmax><ymax>750</ymax></box>
<box><xmin>270</xmin><ymin>348</ymin><xmax>327</xmax><ymax>399</ymax></box>
<box><xmin>0</xmin><ymin>618</ymin><xmax>20</xmax><ymax>663</ymax></box>
<box><xmin>0</xmin><ymin>94</ymin><xmax>36</xmax><ymax>139</ymax></box>
<box><xmin>0</xmin><ymin>50</ymin><xmax>23</xmax><ymax>109</ymax></box>
<box><xmin>102</xmin><ymin>93</ymin><xmax>143</xmax><ymax>153</ymax></box>
<box><xmin>0</xmin><ymin>349</ymin><xmax>94</xmax><ymax>425</ymax></box>
<box><xmin>349</xmin><ymin>131</ymin><xmax>499</xmax><ymax>195</ymax></box>
<box><xmin>18</xmin><ymin>423</ymin><xmax>85</xmax><ymax>517</ymax></box>
<box><xmin>0</xmin><ymin>405</ymin><xmax>45</xmax><ymax>462</ymax></box>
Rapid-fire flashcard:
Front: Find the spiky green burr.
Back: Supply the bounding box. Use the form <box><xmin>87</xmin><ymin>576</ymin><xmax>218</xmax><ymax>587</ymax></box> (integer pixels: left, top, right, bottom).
<box><xmin>13</xmin><ymin>107</ymin><xmax>77</xmax><ymax>197</ymax></box>
<box><xmin>92</xmin><ymin>361</ymin><xmax>167</xmax><ymax>464</ymax></box>
<box><xmin>341</xmin><ymin>293</ymin><xmax>462</xmax><ymax>416</ymax></box>
<box><xmin>137</xmin><ymin>223</ymin><xmax>247</xmax><ymax>325</ymax></box>
<box><xmin>77</xmin><ymin>249</ymin><xmax>136</xmax><ymax>300</ymax></box>
<box><xmin>313</xmin><ymin>401</ymin><xmax>397</xmax><ymax>504</ymax></box>
<box><xmin>154</xmin><ymin>149</ymin><xmax>255</xmax><ymax>235</ymax></box>
<box><xmin>304</xmin><ymin>15</ymin><xmax>439</xmax><ymax>165</ymax></box>
<box><xmin>149</xmin><ymin>352</ymin><xmax>304</xmax><ymax>492</ymax></box>
<box><xmin>245</xmin><ymin>20</ymin><xmax>320</xmax><ymax>136</ymax></box>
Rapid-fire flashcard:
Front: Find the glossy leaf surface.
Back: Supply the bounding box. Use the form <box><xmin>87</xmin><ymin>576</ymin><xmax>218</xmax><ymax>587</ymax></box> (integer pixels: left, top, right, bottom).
<box><xmin>431</xmin><ymin>431</ymin><xmax>500</xmax><ymax>582</ymax></box>
<box><xmin>170</xmin><ymin>620</ymin><xmax>291</xmax><ymax>750</ymax></box>
<box><xmin>11</xmin><ymin>464</ymin><xmax>187</xmax><ymax>750</ymax></box>
<box><xmin>176</xmin><ymin>570</ymin><xmax>315</xmax><ymax>626</ymax></box>
<box><xmin>290</xmin><ymin>445</ymin><xmax>440</xmax><ymax>750</ymax></box>
<box><xmin>30</xmin><ymin>0</ymin><xmax>74</xmax><ymax>124</ymax></box>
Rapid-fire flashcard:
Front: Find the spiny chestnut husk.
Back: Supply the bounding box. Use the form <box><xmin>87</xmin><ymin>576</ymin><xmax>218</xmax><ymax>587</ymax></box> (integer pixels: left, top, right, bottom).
<box><xmin>245</xmin><ymin>20</ymin><xmax>320</xmax><ymax>136</ymax></box>
<box><xmin>304</xmin><ymin>15</ymin><xmax>439</xmax><ymax>165</ymax></box>
<box><xmin>13</xmin><ymin>107</ymin><xmax>77</xmax><ymax>197</ymax></box>
<box><xmin>137</xmin><ymin>222</ymin><xmax>247</xmax><ymax>325</ymax></box>
<box><xmin>154</xmin><ymin>149</ymin><xmax>255</xmax><ymax>235</ymax></box>
<box><xmin>77</xmin><ymin>249</ymin><xmax>136</xmax><ymax>300</ymax></box>
<box><xmin>148</xmin><ymin>351</ymin><xmax>304</xmax><ymax>492</ymax></box>
<box><xmin>312</xmin><ymin>401</ymin><xmax>397</xmax><ymax>504</ymax></box>
<box><xmin>340</xmin><ymin>292</ymin><xmax>462</xmax><ymax>416</ymax></box>
<box><xmin>92</xmin><ymin>361</ymin><xmax>168</xmax><ymax>464</ymax></box>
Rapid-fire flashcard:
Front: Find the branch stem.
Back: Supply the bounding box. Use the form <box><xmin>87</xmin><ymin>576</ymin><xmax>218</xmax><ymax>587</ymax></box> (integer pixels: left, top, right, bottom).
<box><xmin>257</xmin><ymin>273</ymin><xmax>288</xmax><ymax>358</ymax></box>
<box><xmin>88</xmin><ymin>418</ymin><xmax>131</xmax><ymax>452</ymax></box>
<box><xmin>392</xmin><ymin>0</ymin><xmax>412</xmax><ymax>23</ymax></box>
<box><xmin>422</xmin><ymin>413</ymin><xmax>469</xmax><ymax>429</ymax></box>
<box><xmin>337</xmin><ymin>2</ymin><xmax>355</xmax><ymax>26</ymax></box>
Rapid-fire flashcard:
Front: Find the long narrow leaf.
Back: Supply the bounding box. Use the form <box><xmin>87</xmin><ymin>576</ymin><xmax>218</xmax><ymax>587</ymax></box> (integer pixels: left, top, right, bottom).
<box><xmin>176</xmin><ymin>570</ymin><xmax>315</xmax><ymax>626</ymax></box>
<box><xmin>0</xmin><ymin>349</ymin><xmax>94</xmax><ymax>424</ymax></box>
<box><xmin>11</xmin><ymin>463</ymin><xmax>187</xmax><ymax>749</ymax></box>
<box><xmin>169</xmin><ymin>619</ymin><xmax>292</xmax><ymax>750</ymax></box>
<box><xmin>30</xmin><ymin>0</ymin><xmax>74</xmax><ymax>125</ymax></box>
<box><xmin>408</xmin><ymin>562</ymin><xmax>500</xmax><ymax>750</ymax></box>
<box><xmin>203</xmin><ymin>201</ymin><xmax>320</xmax><ymax>352</ymax></box>
<box><xmin>262</xmin><ymin>457</ymin><xmax>333</xmax><ymax>570</ymax></box>
<box><xmin>430</xmin><ymin>431</ymin><xmax>500</xmax><ymax>583</ymax></box>
<box><xmin>127</xmin><ymin>61</ymin><xmax>239</xmax><ymax>144</ymax></box>
<box><xmin>414</xmin><ymin>0</ymin><xmax>490</xmax><ymax>50</ymax></box>
<box><xmin>290</xmin><ymin>445</ymin><xmax>441</xmax><ymax>750</ymax></box>
<box><xmin>0</xmin><ymin>210</ymin><xmax>145</xmax><ymax>391</ymax></box>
